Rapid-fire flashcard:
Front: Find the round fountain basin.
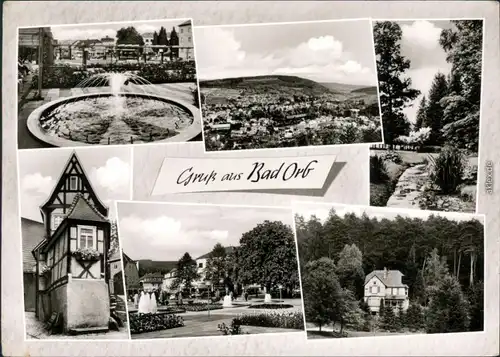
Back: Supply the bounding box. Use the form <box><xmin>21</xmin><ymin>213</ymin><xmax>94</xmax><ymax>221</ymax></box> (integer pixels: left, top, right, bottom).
<box><xmin>27</xmin><ymin>92</ymin><xmax>201</xmax><ymax>147</ymax></box>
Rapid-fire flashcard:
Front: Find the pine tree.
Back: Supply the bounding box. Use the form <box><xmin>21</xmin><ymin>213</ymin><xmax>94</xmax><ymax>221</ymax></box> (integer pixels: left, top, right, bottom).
<box><xmin>423</xmin><ymin>73</ymin><xmax>448</xmax><ymax>145</ymax></box>
<box><xmin>373</xmin><ymin>21</ymin><xmax>421</xmax><ymax>148</ymax></box>
<box><xmin>426</xmin><ymin>275</ymin><xmax>470</xmax><ymax>333</ymax></box>
<box><xmin>406</xmin><ymin>303</ymin><xmax>424</xmax><ymax>331</ymax></box>
<box><xmin>397</xmin><ymin>305</ymin><xmax>406</xmax><ymax>329</ymax></box>
<box><xmin>381</xmin><ymin>304</ymin><xmax>397</xmax><ymax>331</ymax></box>
<box><xmin>414</xmin><ymin>96</ymin><xmax>427</xmax><ymax>131</ymax></box>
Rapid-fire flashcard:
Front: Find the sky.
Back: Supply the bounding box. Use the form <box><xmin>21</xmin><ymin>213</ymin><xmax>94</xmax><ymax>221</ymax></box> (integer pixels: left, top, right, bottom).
<box><xmin>195</xmin><ymin>19</ymin><xmax>378</xmax><ymax>86</ymax></box>
<box><xmin>117</xmin><ymin>203</ymin><xmax>294</xmax><ymax>261</ymax></box>
<box><xmin>18</xmin><ymin>147</ymin><xmax>132</xmax><ymax>222</ymax></box>
<box><xmin>48</xmin><ymin>19</ymin><xmax>190</xmax><ymax>41</ymax></box>
<box><xmin>294</xmin><ymin>202</ymin><xmax>484</xmax><ymax>224</ymax></box>
<box><xmin>391</xmin><ymin>20</ymin><xmax>455</xmax><ymax>124</ymax></box>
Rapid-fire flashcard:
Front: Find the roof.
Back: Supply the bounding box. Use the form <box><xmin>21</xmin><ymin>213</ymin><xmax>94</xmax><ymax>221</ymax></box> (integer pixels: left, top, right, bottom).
<box><xmin>21</xmin><ymin>218</ymin><xmax>45</xmax><ymax>273</ymax></box>
<box><xmin>142</xmin><ymin>32</ymin><xmax>154</xmax><ymax>37</ymax></box>
<box><xmin>137</xmin><ymin>259</ymin><xmax>177</xmax><ymax>274</ymax></box>
<box><xmin>65</xmin><ymin>194</ymin><xmax>108</xmax><ymax>223</ymax></box>
<box><xmin>40</xmin><ymin>151</ymin><xmax>108</xmax><ymax>216</ymax></box>
<box><xmin>364</xmin><ymin>269</ymin><xmax>407</xmax><ymax>288</ymax></box>
<box><xmin>139</xmin><ymin>272</ymin><xmax>164</xmax><ymax>282</ymax></box>
<box><xmin>178</xmin><ymin>20</ymin><xmax>192</xmax><ymax>27</ymax></box>
<box><xmin>109</xmin><ymin>249</ymin><xmax>121</xmax><ymax>262</ymax></box>
<box><xmin>122</xmin><ymin>252</ymin><xmax>135</xmax><ymax>264</ymax></box>
<box><xmin>196</xmin><ymin>246</ymin><xmax>235</xmax><ymax>260</ymax></box>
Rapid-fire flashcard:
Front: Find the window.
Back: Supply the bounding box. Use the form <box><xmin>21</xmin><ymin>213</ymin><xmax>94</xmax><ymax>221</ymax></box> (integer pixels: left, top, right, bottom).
<box><xmin>69</xmin><ymin>176</ymin><xmax>78</xmax><ymax>190</ymax></box>
<box><xmin>370</xmin><ymin>286</ymin><xmax>379</xmax><ymax>294</ymax></box>
<box><xmin>198</xmin><ymin>262</ymin><xmax>203</xmax><ymax>268</ymax></box>
<box><xmin>180</xmin><ymin>28</ymin><xmax>184</xmax><ymax>33</ymax></box>
<box><xmin>52</xmin><ymin>214</ymin><xmax>64</xmax><ymax>230</ymax></box>
<box><xmin>188</xmin><ymin>37</ymin><xmax>191</xmax><ymax>42</ymax></box>
<box><xmin>78</xmin><ymin>225</ymin><xmax>96</xmax><ymax>249</ymax></box>
<box><xmin>114</xmin><ymin>264</ymin><xmax>118</xmax><ymax>269</ymax></box>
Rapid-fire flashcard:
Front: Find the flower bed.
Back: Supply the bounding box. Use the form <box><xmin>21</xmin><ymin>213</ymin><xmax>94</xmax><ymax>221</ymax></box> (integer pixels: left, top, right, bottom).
<box><xmin>129</xmin><ymin>312</ymin><xmax>184</xmax><ymax>334</ymax></box>
<box><xmin>235</xmin><ymin>311</ymin><xmax>304</xmax><ymax>330</ymax></box>
<box><xmin>250</xmin><ymin>303</ymin><xmax>294</xmax><ymax>309</ymax></box>
<box><xmin>36</xmin><ymin>61</ymin><xmax>197</xmax><ymax>89</ymax></box>
<box><xmin>182</xmin><ymin>303</ymin><xmax>223</xmax><ymax>312</ymax></box>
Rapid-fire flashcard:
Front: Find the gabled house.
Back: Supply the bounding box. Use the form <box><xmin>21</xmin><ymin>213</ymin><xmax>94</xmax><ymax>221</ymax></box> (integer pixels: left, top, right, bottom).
<box><xmin>122</xmin><ymin>252</ymin><xmax>140</xmax><ymax>295</ymax></box>
<box><xmin>363</xmin><ymin>268</ymin><xmax>409</xmax><ymax>315</ymax></box>
<box><xmin>139</xmin><ymin>272</ymin><xmax>163</xmax><ymax>291</ymax></box>
<box><xmin>29</xmin><ymin>151</ymin><xmax>112</xmax><ymax>333</ymax></box>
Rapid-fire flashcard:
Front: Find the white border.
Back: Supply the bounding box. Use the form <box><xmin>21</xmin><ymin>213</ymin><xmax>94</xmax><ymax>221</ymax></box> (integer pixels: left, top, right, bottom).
<box><xmin>114</xmin><ymin>199</ymin><xmax>306</xmax><ymax>342</ymax></box>
<box><xmin>290</xmin><ymin>201</ymin><xmax>487</xmax><ymax>341</ymax></box>
<box><xmin>195</xmin><ymin>17</ymin><xmax>385</xmax><ymax>154</ymax></box>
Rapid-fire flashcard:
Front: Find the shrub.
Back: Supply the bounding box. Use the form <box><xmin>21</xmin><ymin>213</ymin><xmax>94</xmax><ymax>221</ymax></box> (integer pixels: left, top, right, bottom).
<box><xmin>370</xmin><ymin>155</ymin><xmax>389</xmax><ymax>184</ymax></box>
<box><xmin>427</xmin><ymin>147</ymin><xmax>465</xmax><ymax>194</ymax></box>
<box><xmin>182</xmin><ymin>303</ymin><xmax>222</xmax><ymax>312</ymax></box>
<box><xmin>381</xmin><ymin>150</ymin><xmax>403</xmax><ymax>164</ymax></box>
<box><xmin>250</xmin><ymin>304</ymin><xmax>293</xmax><ymax>309</ymax></box>
<box><xmin>129</xmin><ymin>313</ymin><xmax>184</xmax><ymax>334</ymax></box>
<box><xmin>235</xmin><ymin>311</ymin><xmax>304</xmax><ymax>330</ymax></box>
<box><xmin>218</xmin><ymin>320</ymin><xmax>248</xmax><ymax>335</ymax></box>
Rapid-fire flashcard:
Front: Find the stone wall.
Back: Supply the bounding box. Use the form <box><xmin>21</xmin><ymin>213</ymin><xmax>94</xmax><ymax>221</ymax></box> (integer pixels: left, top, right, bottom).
<box><xmin>65</xmin><ymin>277</ymin><xmax>110</xmax><ymax>331</ymax></box>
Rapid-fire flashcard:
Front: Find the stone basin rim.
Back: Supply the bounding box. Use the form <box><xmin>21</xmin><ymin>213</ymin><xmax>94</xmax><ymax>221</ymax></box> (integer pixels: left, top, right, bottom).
<box><xmin>26</xmin><ymin>91</ymin><xmax>202</xmax><ymax>148</ymax></box>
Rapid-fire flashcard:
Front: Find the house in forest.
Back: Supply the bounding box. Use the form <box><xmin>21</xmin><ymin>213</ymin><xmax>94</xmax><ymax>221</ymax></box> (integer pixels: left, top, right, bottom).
<box><xmin>26</xmin><ymin>151</ymin><xmax>114</xmax><ymax>334</ymax></box>
<box><xmin>364</xmin><ymin>268</ymin><xmax>409</xmax><ymax>315</ymax></box>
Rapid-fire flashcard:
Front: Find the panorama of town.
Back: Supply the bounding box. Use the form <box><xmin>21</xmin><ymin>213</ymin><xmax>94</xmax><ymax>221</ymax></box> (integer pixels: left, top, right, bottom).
<box><xmin>201</xmin><ymin>80</ymin><xmax>382</xmax><ymax>151</ymax></box>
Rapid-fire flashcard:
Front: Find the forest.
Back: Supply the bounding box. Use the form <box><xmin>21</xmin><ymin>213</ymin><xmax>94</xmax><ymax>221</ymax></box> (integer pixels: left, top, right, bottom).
<box><xmin>295</xmin><ymin>209</ymin><xmax>484</xmax><ymax>337</ymax></box>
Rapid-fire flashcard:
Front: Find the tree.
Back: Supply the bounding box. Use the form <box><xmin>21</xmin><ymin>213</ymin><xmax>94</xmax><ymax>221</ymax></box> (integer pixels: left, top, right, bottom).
<box><xmin>373</xmin><ymin>21</ymin><xmax>421</xmax><ymax>148</ymax></box>
<box><xmin>423</xmin><ymin>73</ymin><xmax>448</xmax><ymax>145</ymax></box>
<box><xmin>169</xmin><ymin>27</ymin><xmax>179</xmax><ymax>59</ymax></box>
<box><xmin>152</xmin><ymin>31</ymin><xmax>159</xmax><ymax>53</ymax></box>
<box><xmin>426</xmin><ymin>275</ymin><xmax>470</xmax><ymax>333</ymax></box>
<box><xmin>171</xmin><ymin>252</ymin><xmax>199</xmax><ymax>292</ymax></box>
<box><xmin>336</xmin><ymin>244</ymin><xmax>365</xmax><ymax>298</ymax></box>
<box><xmin>116</xmin><ymin>26</ymin><xmax>145</xmax><ymax>55</ymax></box>
<box><xmin>158</xmin><ymin>27</ymin><xmax>169</xmax><ymax>47</ymax></box>
<box><xmin>414</xmin><ymin>96</ymin><xmax>427</xmax><ymax>130</ymax></box>
<box><xmin>302</xmin><ymin>258</ymin><xmax>340</xmax><ymax>332</ymax></box>
<box><xmin>204</xmin><ymin>243</ymin><xmax>228</xmax><ymax>291</ymax></box>
<box><xmin>466</xmin><ymin>281</ymin><xmax>484</xmax><ymax>331</ymax></box>
<box><xmin>405</xmin><ymin>303</ymin><xmax>424</xmax><ymax>331</ymax></box>
<box><xmin>381</xmin><ymin>303</ymin><xmax>397</xmax><ymax>331</ymax></box>
<box><xmin>439</xmin><ymin>20</ymin><xmax>483</xmax><ymax>152</ymax></box>
<box><xmin>422</xmin><ymin>248</ymin><xmax>449</xmax><ymax>304</ymax></box>
<box><xmin>238</xmin><ymin>220</ymin><xmax>299</xmax><ymax>292</ymax></box>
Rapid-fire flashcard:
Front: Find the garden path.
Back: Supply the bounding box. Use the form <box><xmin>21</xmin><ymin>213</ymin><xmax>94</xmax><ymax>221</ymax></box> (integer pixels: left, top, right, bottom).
<box><xmin>386</xmin><ymin>164</ymin><xmax>429</xmax><ymax>209</ymax></box>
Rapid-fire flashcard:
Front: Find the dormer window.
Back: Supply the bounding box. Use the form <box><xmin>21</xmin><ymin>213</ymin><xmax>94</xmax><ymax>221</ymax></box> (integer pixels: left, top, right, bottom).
<box><xmin>77</xmin><ymin>225</ymin><xmax>97</xmax><ymax>249</ymax></box>
<box><xmin>70</xmin><ymin>176</ymin><xmax>78</xmax><ymax>190</ymax></box>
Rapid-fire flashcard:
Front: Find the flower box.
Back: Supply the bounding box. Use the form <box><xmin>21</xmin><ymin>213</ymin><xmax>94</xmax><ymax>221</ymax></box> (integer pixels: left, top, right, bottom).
<box><xmin>72</xmin><ymin>248</ymin><xmax>101</xmax><ymax>261</ymax></box>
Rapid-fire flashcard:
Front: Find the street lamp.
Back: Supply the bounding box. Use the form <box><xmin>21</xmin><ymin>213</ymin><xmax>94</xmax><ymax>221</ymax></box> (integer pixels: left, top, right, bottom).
<box><xmin>159</xmin><ymin>48</ymin><xmax>164</xmax><ymax>64</ymax></box>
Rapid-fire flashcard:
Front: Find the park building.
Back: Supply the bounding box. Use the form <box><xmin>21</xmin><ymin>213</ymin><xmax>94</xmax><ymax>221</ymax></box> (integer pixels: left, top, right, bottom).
<box><xmin>178</xmin><ymin>20</ymin><xmax>194</xmax><ymax>60</ymax></box>
<box><xmin>363</xmin><ymin>268</ymin><xmax>410</xmax><ymax>315</ymax></box>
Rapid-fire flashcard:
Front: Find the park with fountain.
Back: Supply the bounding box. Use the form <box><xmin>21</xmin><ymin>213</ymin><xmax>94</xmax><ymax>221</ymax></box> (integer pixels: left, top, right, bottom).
<box><xmin>17</xmin><ymin>35</ymin><xmax>202</xmax><ymax>149</ymax></box>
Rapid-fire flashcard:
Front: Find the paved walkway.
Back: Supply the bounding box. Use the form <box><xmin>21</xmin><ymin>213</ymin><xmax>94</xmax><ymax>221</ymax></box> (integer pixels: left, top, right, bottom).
<box><xmin>18</xmin><ymin>82</ymin><xmax>196</xmax><ymax>149</ymax></box>
<box><xmin>25</xmin><ymin>312</ymin><xmax>129</xmax><ymax>340</ymax></box>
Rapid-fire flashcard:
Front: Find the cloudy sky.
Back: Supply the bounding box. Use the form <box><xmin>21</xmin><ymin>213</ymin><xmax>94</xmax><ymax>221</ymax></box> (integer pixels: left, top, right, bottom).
<box><xmin>195</xmin><ymin>19</ymin><xmax>378</xmax><ymax>86</ymax></box>
<box><xmin>117</xmin><ymin>203</ymin><xmax>293</xmax><ymax>261</ymax></box>
<box><xmin>294</xmin><ymin>202</ymin><xmax>484</xmax><ymax>224</ymax></box>
<box><xmin>49</xmin><ymin>19</ymin><xmax>190</xmax><ymax>41</ymax></box>
<box><xmin>18</xmin><ymin>147</ymin><xmax>131</xmax><ymax>222</ymax></box>
<box><xmin>393</xmin><ymin>20</ymin><xmax>454</xmax><ymax>124</ymax></box>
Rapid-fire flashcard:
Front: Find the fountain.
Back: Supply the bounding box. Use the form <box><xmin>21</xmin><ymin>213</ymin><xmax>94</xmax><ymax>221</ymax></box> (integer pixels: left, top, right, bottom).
<box><xmin>264</xmin><ymin>294</ymin><xmax>272</xmax><ymax>303</ymax></box>
<box><xmin>26</xmin><ymin>72</ymin><xmax>201</xmax><ymax>147</ymax></box>
<box><xmin>222</xmin><ymin>295</ymin><xmax>234</xmax><ymax>308</ymax></box>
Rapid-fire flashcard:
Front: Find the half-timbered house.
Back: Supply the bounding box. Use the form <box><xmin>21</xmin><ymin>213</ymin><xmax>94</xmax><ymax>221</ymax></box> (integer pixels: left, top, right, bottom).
<box><xmin>30</xmin><ymin>152</ymin><xmax>112</xmax><ymax>333</ymax></box>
